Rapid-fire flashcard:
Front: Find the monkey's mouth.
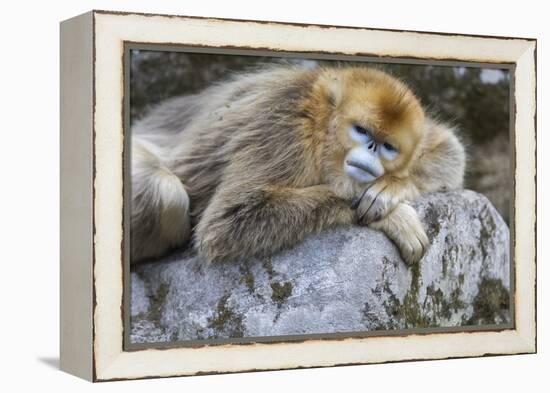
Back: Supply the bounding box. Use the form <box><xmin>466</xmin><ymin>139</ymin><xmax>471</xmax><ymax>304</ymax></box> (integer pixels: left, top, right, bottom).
<box><xmin>344</xmin><ymin>159</ymin><xmax>381</xmax><ymax>184</ymax></box>
<box><xmin>345</xmin><ymin>159</ymin><xmax>376</xmax><ymax>177</ymax></box>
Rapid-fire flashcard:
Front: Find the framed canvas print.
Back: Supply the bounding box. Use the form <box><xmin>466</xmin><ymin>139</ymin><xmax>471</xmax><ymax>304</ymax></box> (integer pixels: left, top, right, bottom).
<box><xmin>60</xmin><ymin>10</ymin><xmax>537</xmax><ymax>382</ymax></box>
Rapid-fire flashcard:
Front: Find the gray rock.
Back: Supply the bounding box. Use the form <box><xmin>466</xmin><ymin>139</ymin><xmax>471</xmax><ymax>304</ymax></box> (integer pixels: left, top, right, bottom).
<box><xmin>130</xmin><ymin>190</ymin><xmax>511</xmax><ymax>344</ymax></box>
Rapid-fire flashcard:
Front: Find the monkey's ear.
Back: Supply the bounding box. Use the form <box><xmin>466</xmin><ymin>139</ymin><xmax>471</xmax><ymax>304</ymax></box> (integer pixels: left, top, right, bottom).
<box><xmin>322</xmin><ymin>70</ymin><xmax>343</xmax><ymax>107</ymax></box>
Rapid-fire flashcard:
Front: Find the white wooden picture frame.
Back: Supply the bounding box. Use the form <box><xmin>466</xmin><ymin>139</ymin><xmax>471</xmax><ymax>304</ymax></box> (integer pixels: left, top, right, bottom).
<box><xmin>60</xmin><ymin>10</ymin><xmax>536</xmax><ymax>382</ymax></box>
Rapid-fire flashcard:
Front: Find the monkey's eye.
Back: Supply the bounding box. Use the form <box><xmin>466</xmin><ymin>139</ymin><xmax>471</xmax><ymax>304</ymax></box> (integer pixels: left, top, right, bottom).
<box><xmin>380</xmin><ymin>142</ymin><xmax>399</xmax><ymax>161</ymax></box>
<box><xmin>383</xmin><ymin>142</ymin><xmax>396</xmax><ymax>152</ymax></box>
<box><xmin>354</xmin><ymin>125</ymin><xmax>371</xmax><ymax>135</ymax></box>
<box><xmin>350</xmin><ymin>124</ymin><xmax>373</xmax><ymax>143</ymax></box>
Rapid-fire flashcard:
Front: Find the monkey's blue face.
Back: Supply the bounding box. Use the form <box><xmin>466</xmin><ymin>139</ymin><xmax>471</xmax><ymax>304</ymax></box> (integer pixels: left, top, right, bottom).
<box><xmin>344</xmin><ymin>125</ymin><xmax>399</xmax><ymax>183</ymax></box>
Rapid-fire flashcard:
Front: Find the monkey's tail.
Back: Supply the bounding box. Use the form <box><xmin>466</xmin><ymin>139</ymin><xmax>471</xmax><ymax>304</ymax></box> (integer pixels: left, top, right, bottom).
<box><xmin>130</xmin><ymin>136</ymin><xmax>191</xmax><ymax>263</ymax></box>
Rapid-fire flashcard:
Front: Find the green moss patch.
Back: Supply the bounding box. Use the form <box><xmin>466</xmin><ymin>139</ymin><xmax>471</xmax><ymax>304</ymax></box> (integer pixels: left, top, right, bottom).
<box><xmin>467</xmin><ymin>278</ymin><xmax>510</xmax><ymax>325</ymax></box>
<box><xmin>239</xmin><ymin>264</ymin><xmax>255</xmax><ymax>294</ymax></box>
<box><xmin>207</xmin><ymin>294</ymin><xmax>245</xmax><ymax>338</ymax></box>
<box><xmin>262</xmin><ymin>258</ymin><xmax>276</xmax><ymax>280</ymax></box>
<box><xmin>148</xmin><ymin>282</ymin><xmax>169</xmax><ymax>324</ymax></box>
<box><xmin>270</xmin><ymin>281</ymin><xmax>293</xmax><ymax>306</ymax></box>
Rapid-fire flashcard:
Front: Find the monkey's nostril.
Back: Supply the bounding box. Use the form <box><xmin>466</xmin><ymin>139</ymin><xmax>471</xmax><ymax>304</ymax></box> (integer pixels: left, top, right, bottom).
<box><xmin>368</xmin><ymin>142</ymin><xmax>374</xmax><ymax>149</ymax></box>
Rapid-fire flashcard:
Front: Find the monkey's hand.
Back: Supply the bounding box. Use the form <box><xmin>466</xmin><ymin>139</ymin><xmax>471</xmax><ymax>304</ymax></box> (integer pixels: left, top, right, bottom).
<box><xmin>369</xmin><ymin>203</ymin><xmax>429</xmax><ymax>265</ymax></box>
<box><xmin>353</xmin><ymin>177</ymin><xmax>421</xmax><ymax>225</ymax></box>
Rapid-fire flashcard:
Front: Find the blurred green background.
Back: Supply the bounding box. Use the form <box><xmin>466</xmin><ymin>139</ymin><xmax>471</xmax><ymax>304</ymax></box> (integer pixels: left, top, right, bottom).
<box><xmin>130</xmin><ymin>50</ymin><xmax>511</xmax><ymax>223</ymax></box>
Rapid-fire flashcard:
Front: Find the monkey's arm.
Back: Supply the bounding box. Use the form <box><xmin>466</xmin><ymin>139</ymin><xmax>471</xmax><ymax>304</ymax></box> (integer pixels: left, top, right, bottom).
<box><xmin>194</xmin><ymin>183</ymin><xmax>354</xmax><ymax>263</ymax></box>
<box><xmin>355</xmin><ymin>118</ymin><xmax>465</xmax><ymax>224</ymax></box>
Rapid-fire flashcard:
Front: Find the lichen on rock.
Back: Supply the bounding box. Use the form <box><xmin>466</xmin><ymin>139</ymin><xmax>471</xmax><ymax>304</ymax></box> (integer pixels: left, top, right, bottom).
<box><xmin>130</xmin><ymin>190</ymin><xmax>511</xmax><ymax>344</ymax></box>
<box><xmin>468</xmin><ymin>278</ymin><xmax>511</xmax><ymax>325</ymax></box>
<box><xmin>207</xmin><ymin>294</ymin><xmax>245</xmax><ymax>338</ymax></box>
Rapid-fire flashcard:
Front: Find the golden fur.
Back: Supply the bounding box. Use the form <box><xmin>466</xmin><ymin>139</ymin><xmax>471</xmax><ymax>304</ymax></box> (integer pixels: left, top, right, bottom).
<box><xmin>130</xmin><ymin>65</ymin><xmax>465</xmax><ymax>264</ymax></box>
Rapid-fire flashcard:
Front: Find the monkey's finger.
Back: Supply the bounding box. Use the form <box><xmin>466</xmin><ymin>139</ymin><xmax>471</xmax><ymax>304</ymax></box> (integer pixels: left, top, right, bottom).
<box><xmin>412</xmin><ymin>236</ymin><xmax>424</xmax><ymax>264</ymax></box>
<box><xmin>359</xmin><ymin>184</ymin><xmax>388</xmax><ymax>224</ymax></box>
<box><xmin>399</xmin><ymin>240</ymin><xmax>415</xmax><ymax>265</ymax></box>
<box><xmin>357</xmin><ymin>198</ymin><xmax>376</xmax><ymax>223</ymax></box>
<box><xmin>351</xmin><ymin>183</ymin><xmax>375</xmax><ymax>210</ymax></box>
<box><xmin>402</xmin><ymin>235</ymin><xmax>422</xmax><ymax>265</ymax></box>
<box><xmin>416</xmin><ymin>229</ymin><xmax>430</xmax><ymax>259</ymax></box>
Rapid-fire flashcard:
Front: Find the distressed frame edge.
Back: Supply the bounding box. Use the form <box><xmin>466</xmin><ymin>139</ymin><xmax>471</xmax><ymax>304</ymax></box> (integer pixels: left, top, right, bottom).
<box><xmin>59</xmin><ymin>11</ymin><xmax>95</xmax><ymax>381</ymax></box>
<box><xmin>511</xmin><ymin>40</ymin><xmax>537</xmax><ymax>354</ymax></box>
<box><xmin>89</xmin><ymin>11</ymin><xmax>537</xmax><ymax>382</ymax></box>
<box><xmin>92</xmin><ymin>9</ymin><xmax>537</xmax><ymax>42</ymax></box>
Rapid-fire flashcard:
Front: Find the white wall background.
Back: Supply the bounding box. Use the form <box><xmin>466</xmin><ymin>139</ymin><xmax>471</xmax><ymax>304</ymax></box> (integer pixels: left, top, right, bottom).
<box><xmin>0</xmin><ymin>0</ymin><xmax>546</xmax><ymax>391</ymax></box>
